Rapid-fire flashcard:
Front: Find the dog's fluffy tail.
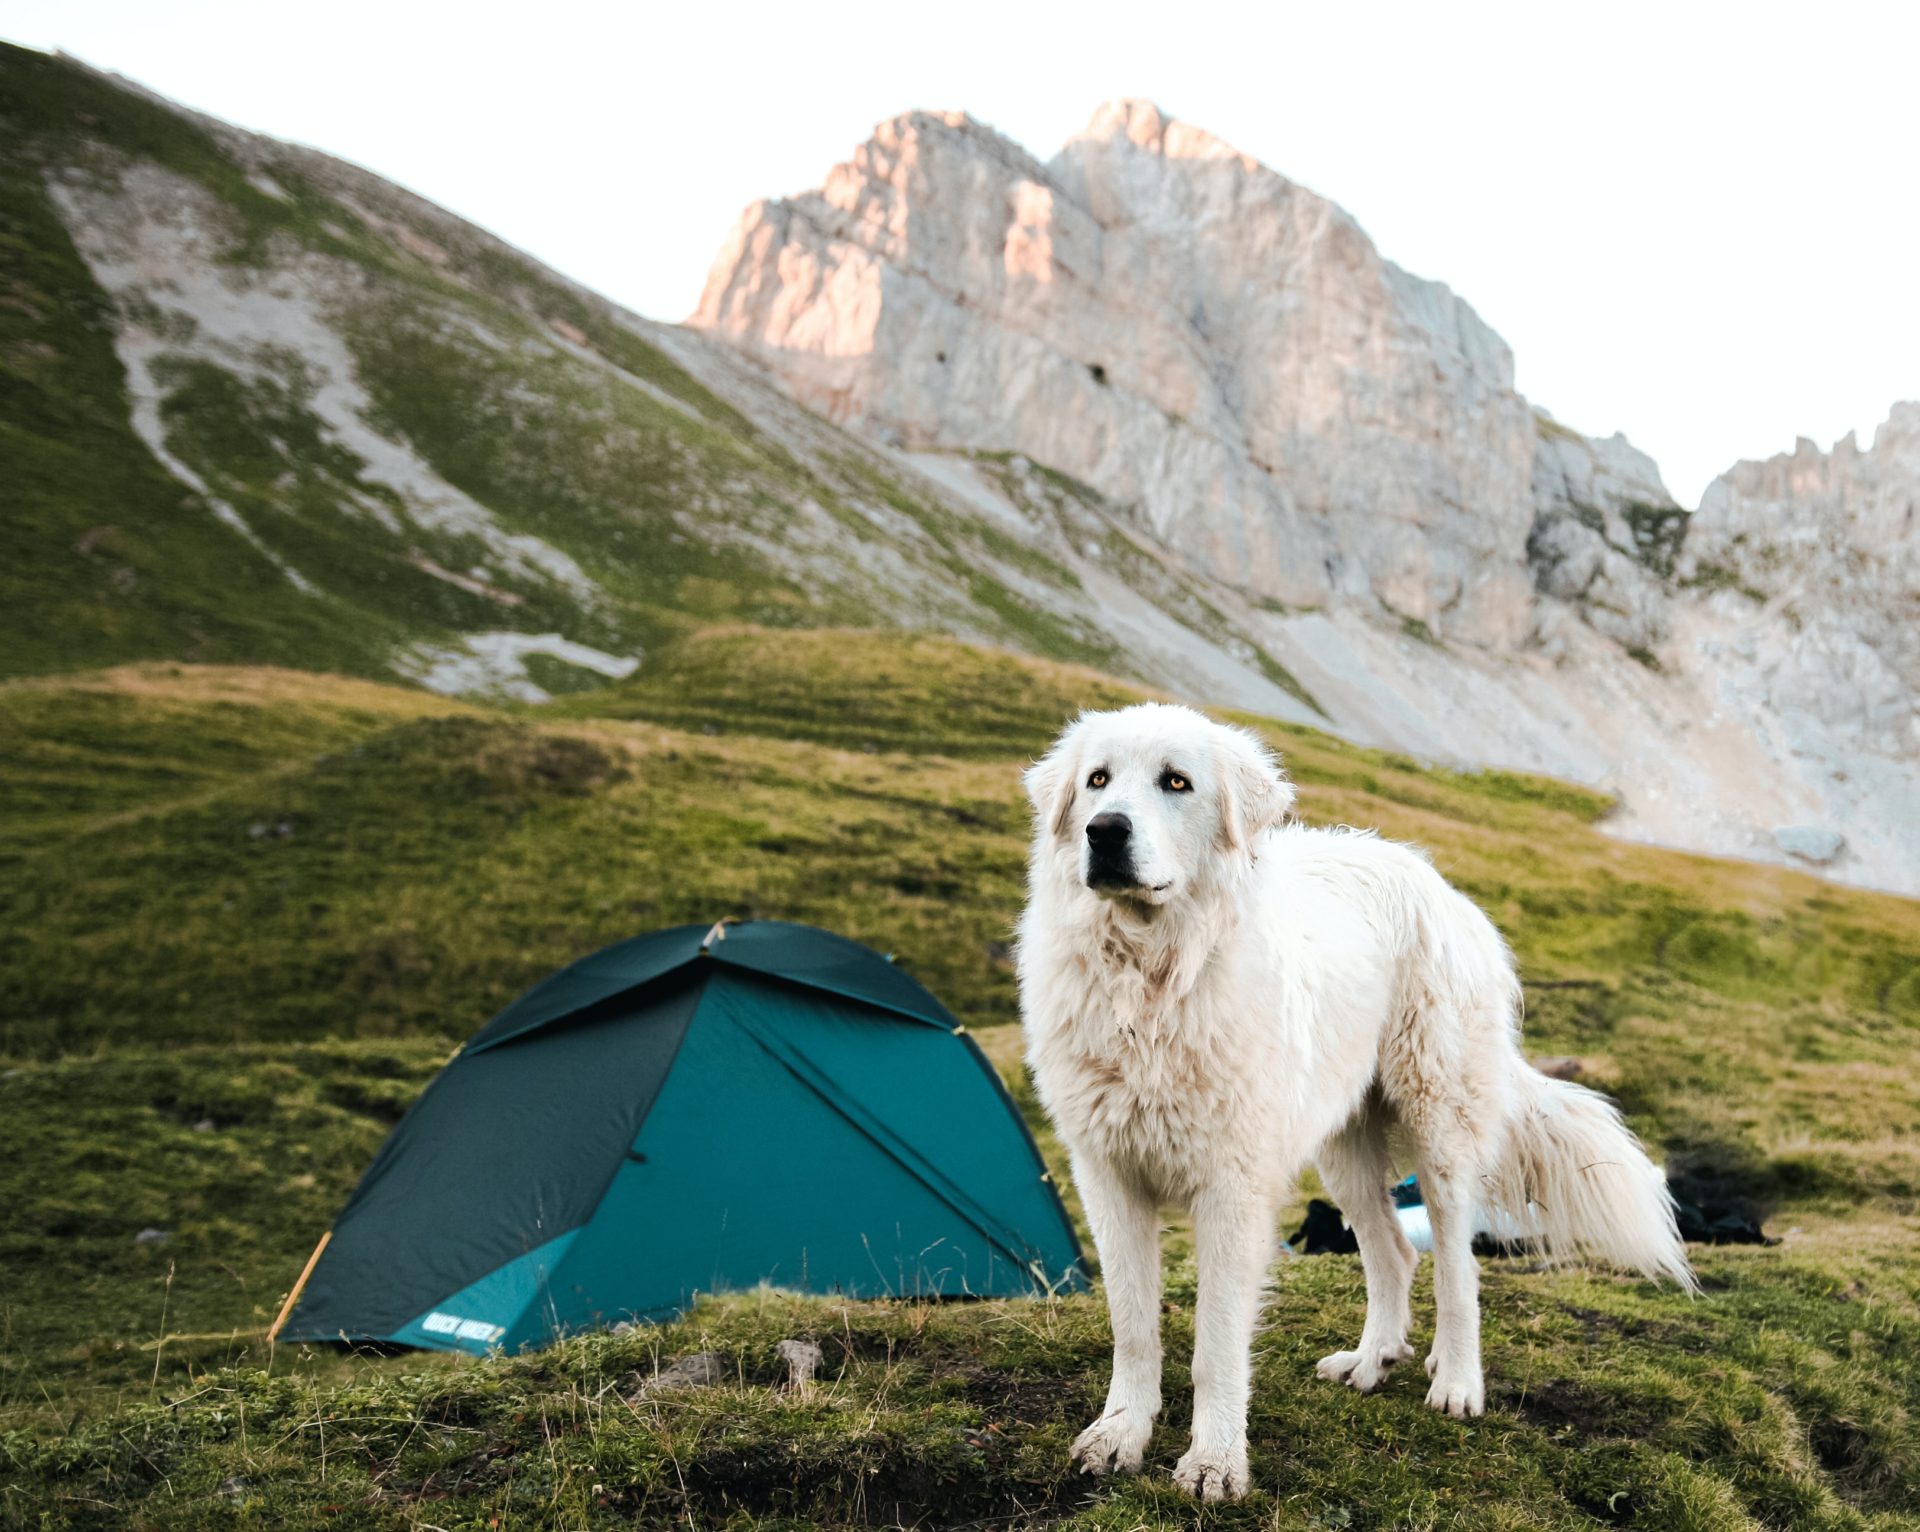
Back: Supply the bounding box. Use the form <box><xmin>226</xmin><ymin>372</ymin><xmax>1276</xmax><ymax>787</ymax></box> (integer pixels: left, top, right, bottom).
<box><xmin>1486</xmin><ymin>1065</ymin><xmax>1697</xmax><ymax>1291</ymax></box>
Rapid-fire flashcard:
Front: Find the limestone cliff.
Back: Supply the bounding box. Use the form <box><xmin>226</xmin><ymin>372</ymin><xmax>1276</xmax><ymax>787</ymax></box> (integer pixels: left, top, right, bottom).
<box><xmin>692</xmin><ymin>101</ymin><xmax>1918</xmax><ymax>893</ymax></box>
<box><xmin>695</xmin><ymin>101</ymin><xmax>1550</xmax><ymax>645</ymax></box>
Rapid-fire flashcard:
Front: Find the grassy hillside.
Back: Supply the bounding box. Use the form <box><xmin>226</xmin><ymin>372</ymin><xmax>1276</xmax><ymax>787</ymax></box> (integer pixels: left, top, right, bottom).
<box><xmin>3</xmin><ymin>630</ymin><xmax>1918</xmax><ymax>1527</ymax></box>
<box><xmin>4</xmin><ymin>43</ymin><xmax>1333</xmax><ymax>711</ymax></box>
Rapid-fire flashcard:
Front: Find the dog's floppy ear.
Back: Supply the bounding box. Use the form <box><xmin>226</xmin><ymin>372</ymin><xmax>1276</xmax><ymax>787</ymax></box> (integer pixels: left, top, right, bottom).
<box><xmin>1025</xmin><ymin>721</ymin><xmax>1083</xmax><ymax>842</ymax></box>
<box><xmin>1214</xmin><ymin>725</ymin><xmax>1295</xmax><ymax>853</ymax></box>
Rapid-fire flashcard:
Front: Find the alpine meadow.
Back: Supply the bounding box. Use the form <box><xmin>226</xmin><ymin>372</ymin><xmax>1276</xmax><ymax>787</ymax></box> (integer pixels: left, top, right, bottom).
<box><xmin>2</xmin><ymin>40</ymin><xmax>1919</xmax><ymax>1532</ymax></box>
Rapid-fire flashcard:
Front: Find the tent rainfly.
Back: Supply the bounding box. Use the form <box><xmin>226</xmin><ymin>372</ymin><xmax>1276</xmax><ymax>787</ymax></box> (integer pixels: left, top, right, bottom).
<box><xmin>279</xmin><ymin>920</ymin><xmax>1085</xmax><ymax>1354</ymax></box>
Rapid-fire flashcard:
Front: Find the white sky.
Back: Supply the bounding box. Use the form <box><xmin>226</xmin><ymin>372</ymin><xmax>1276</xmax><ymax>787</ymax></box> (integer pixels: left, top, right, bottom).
<box><xmin>5</xmin><ymin>0</ymin><xmax>1916</xmax><ymax>506</ymax></box>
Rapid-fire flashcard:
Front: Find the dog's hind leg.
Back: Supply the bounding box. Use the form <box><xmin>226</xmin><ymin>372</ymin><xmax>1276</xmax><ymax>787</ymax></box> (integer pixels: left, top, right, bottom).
<box><xmin>1416</xmin><ymin>1143</ymin><xmax>1487</xmax><ymax>1417</ymax></box>
<box><xmin>1069</xmin><ymin>1153</ymin><xmax>1162</xmax><ymax>1477</ymax></box>
<box><xmin>1313</xmin><ymin>1097</ymin><xmax>1417</xmax><ymax>1393</ymax></box>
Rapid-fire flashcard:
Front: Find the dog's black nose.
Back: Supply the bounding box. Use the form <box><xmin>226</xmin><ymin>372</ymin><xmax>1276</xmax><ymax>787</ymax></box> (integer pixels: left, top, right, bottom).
<box><xmin>1086</xmin><ymin>811</ymin><xmax>1132</xmax><ymax>848</ymax></box>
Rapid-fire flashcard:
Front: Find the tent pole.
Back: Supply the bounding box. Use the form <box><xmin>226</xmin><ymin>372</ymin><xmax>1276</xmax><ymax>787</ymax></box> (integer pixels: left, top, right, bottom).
<box><xmin>267</xmin><ymin>1230</ymin><xmax>331</xmax><ymax>1346</ymax></box>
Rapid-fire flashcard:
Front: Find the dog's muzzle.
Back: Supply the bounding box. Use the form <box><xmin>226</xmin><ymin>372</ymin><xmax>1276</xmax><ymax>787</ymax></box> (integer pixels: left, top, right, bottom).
<box><xmin>1084</xmin><ymin>811</ymin><xmax>1138</xmax><ymax>889</ymax></box>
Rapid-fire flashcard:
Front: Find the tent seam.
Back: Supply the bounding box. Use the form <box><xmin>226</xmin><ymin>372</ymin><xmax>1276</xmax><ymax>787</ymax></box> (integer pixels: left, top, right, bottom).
<box><xmin>716</xmin><ymin>998</ymin><xmax>1044</xmax><ymax>1283</ymax></box>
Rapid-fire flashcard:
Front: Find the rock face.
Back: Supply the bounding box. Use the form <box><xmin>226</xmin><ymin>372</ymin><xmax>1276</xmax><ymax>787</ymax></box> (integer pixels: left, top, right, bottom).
<box><xmin>695</xmin><ymin>102</ymin><xmax>1549</xmax><ymax>645</ymax></box>
<box><xmin>1682</xmin><ymin>407</ymin><xmax>1920</xmax><ymax>761</ymax></box>
<box><xmin>693</xmin><ymin>101</ymin><xmax>1919</xmax><ymax>895</ymax></box>
<box><xmin>691</xmin><ymin>100</ymin><xmax>1714</xmax><ymax>657</ymax></box>
<box><xmin>1774</xmin><ymin>826</ymin><xmax>1847</xmax><ymax>865</ymax></box>
<box><xmin>1527</xmin><ymin>421</ymin><xmax>1685</xmax><ymax>654</ymax></box>
<box><xmin>1665</xmin><ymin>412</ymin><xmax>1920</xmax><ymax>884</ymax></box>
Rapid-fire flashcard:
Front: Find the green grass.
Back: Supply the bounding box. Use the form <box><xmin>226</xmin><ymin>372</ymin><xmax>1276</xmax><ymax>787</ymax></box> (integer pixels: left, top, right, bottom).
<box><xmin>550</xmin><ymin>625</ymin><xmax>1144</xmax><ymax>756</ymax></box>
<box><xmin>5</xmin><ymin>1246</ymin><xmax>1918</xmax><ymax>1529</ymax></box>
<box><xmin>1399</xmin><ymin>613</ymin><xmax>1441</xmax><ymax>647</ymax></box>
<box><xmin>0</xmin><ymin>1040</ymin><xmax>447</xmax><ymax>1413</ymax></box>
<box><xmin>2</xmin><ymin>631</ymin><xmax>1918</xmax><ymax>1525</ymax></box>
<box><xmin>0</xmin><ymin>68</ymin><xmax>385</xmax><ymax>681</ymax></box>
<box><xmin>1683</xmin><ymin>562</ymin><xmax>1770</xmax><ymax>604</ymax></box>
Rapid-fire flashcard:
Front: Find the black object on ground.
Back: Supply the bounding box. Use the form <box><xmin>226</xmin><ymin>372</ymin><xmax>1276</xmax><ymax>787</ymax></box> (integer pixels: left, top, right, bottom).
<box><xmin>1289</xmin><ymin>1198</ymin><xmax>1360</xmax><ymax>1254</ymax></box>
<box><xmin>1667</xmin><ymin>1162</ymin><xmax>1777</xmax><ymax>1246</ymax></box>
<box><xmin>1290</xmin><ymin>1158</ymin><xmax>1774</xmax><ymax>1259</ymax></box>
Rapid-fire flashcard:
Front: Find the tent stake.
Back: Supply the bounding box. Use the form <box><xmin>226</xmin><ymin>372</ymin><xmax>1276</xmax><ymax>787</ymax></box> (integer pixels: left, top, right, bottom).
<box><xmin>267</xmin><ymin>1230</ymin><xmax>331</xmax><ymax>1346</ymax></box>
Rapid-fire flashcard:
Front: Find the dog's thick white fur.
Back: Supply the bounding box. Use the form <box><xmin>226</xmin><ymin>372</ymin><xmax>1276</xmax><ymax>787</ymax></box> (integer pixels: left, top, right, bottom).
<box><xmin>1017</xmin><ymin>704</ymin><xmax>1693</xmax><ymax>1502</ymax></box>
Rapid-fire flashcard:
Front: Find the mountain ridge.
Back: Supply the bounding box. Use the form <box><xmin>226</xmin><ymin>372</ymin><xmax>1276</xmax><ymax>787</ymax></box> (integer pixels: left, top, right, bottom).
<box><xmin>4</xmin><ymin>49</ymin><xmax>1914</xmax><ymax>892</ymax></box>
<box><xmin>689</xmin><ymin>98</ymin><xmax>1918</xmax><ymax>893</ymax></box>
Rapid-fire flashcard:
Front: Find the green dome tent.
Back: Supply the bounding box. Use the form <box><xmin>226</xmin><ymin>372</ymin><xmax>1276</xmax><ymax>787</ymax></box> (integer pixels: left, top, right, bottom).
<box><xmin>278</xmin><ymin>920</ymin><xmax>1085</xmax><ymax>1355</ymax></box>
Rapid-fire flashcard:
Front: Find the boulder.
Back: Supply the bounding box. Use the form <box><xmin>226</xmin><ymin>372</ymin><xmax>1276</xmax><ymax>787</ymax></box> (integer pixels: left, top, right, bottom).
<box><xmin>1773</xmin><ymin>826</ymin><xmax>1847</xmax><ymax>864</ymax></box>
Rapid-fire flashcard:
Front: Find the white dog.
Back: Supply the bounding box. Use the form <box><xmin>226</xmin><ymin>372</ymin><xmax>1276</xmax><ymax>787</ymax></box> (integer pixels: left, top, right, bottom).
<box><xmin>1016</xmin><ymin>704</ymin><xmax>1693</xmax><ymax>1501</ymax></box>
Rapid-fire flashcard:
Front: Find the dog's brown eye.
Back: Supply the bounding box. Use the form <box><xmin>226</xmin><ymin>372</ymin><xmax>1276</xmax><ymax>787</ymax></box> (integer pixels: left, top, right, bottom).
<box><xmin>1087</xmin><ymin>770</ymin><xmax>1108</xmax><ymax>789</ymax></box>
<box><xmin>1162</xmin><ymin>772</ymin><xmax>1191</xmax><ymax>793</ymax></box>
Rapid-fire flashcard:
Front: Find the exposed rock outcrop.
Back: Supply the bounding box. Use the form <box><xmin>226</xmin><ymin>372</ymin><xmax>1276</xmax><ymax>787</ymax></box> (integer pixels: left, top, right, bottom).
<box><xmin>692</xmin><ymin>102</ymin><xmax>1920</xmax><ymax>894</ymax></box>
<box><xmin>1681</xmin><ymin>406</ymin><xmax>1919</xmax><ymax>760</ymax></box>
<box><xmin>1527</xmin><ymin>418</ymin><xmax>1684</xmax><ymax>655</ymax></box>
<box><xmin>695</xmin><ymin>101</ymin><xmax>1551</xmax><ymax>645</ymax></box>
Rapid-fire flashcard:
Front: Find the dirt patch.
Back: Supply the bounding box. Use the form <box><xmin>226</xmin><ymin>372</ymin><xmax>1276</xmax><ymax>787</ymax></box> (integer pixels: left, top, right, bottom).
<box><xmin>354</xmin><ymin>716</ymin><xmax>629</xmax><ymax>803</ymax></box>
<box><xmin>1808</xmin><ymin>1413</ymin><xmax>1872</xmax><ymax>1475</ymax></box>
<box><xmin>953</xmin><ymin>1366</ymin><xmax>1086</xmax><ymax>1426</ymax></box>
<box><xmin>1503</xmin><ymin>1375</ymin><xmax>1665</xmax><ymax>1441</ymax></box>
<box><xmin>1555</xmin><ymin>1303</ymin><xmax>1696</xmax><ymax>1349</ymax></box>
<box><xmin>475</xmin><ymin>728</ymin><xmax>627</xmax><ymax>799</ymax></box>
<box><xmin>673</xmin><ymin>1429</ymin><xmax>1073</xmax><ymax>1529</ymax></box>
<box><xmin>321</xmin><ymin>1076</ymin><xmax>416</xmax><ymax>1124</ymax></box>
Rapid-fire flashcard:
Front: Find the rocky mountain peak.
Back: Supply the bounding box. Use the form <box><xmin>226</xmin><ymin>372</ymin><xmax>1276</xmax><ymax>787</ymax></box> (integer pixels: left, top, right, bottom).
<box><xmin>1068</xmin><ymin>98</ymin><xmax>1248</xmax><ymax>166</ymax></box>
<box><xmin>1691</xmin><ymin>400</ymin><xmax>1920</xmax><ymax>562</ymax></box>
<box><xmin>693</xmin><ymin>99</ymin><xmax>1549</xmax><ymax>646</ymax></box>
<box><xmin>690</xmin><ymin>104</ymin><xmax>1919</xmax><ymax>893</ymax></box>
<box><xmin>1677</xmin><ymin>402</ymin><xmax>1918</xmax><ymax>764</ymax></box>
<box><xmin>1076</xmin><ymin>97</ymin><xmax>1172</xmax><ymax>150</ymax></box>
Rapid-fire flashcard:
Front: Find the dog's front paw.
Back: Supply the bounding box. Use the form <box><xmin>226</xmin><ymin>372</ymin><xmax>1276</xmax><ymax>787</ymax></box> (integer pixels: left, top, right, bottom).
<box><xmin>1424</xmin><ymin>1366</ymin><xmax>1485</xmax><ymax>1418</ymax></box>
<box><xmin>1172</xmin><ymin>1440</ymin><xmax>1250</xmax><ymax>1501</ymax></box>
<box><xmin>1070</xmin><ymin>1409</ymin><xmax>1152</xmax><ymax>1476</ymax></box>
<box><xmin>1315</xmin><ymin>1339</ymin><xmax>1414</xmax><ymax>1393</ymax></box>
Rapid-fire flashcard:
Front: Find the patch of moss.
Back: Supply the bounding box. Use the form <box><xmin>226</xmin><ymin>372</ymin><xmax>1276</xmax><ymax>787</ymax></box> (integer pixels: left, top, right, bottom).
<box><xmin>1622</xmin><ymin>499</ymin><xmax>1689</xmax><ymax>579</ymax></box>
<box><xmin>1683</xmin><ymin>561</ymin><xmax>1769</xmax><ymax>603</ymax></box>
<box><xmin>1400</xmin><ymin>613</ymin><xmax>1441</xmax><ymax>646</ymax></box>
